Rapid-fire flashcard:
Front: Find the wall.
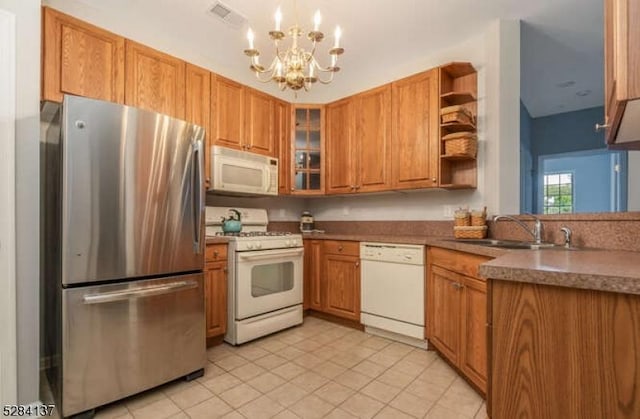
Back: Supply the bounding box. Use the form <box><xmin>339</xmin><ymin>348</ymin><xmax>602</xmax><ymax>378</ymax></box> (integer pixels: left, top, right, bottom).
<box><xmin>521</xmin><ymin>105</ymin><xmax>640</xmax><ymax>212</ymax></box>
<box><xmin>540</xmin><ymin>151</ymin><xmax>621</xmax><ymax>213</ymax></box>
<box><xmin>531</xmin><ymin>106</ymin><xmax>605</xmax><ymax>157</ymax></box>
<box><xmin>0</xmin><ymin>0</ymin><xmax>40</xmax><ymax>405</ymax></box>
<box><xmin>520</xmin><ymin>101</ymin><xmax>533</xmax><ymax>212</ymax></box>
<box><xmin>205</xmin><ymin>195</ymin><xmax>307</xmax><ymax>222</ymax></box>
<box><xmin>0</xmin><ymin>7</ymin><xmax>17</xmax><ymax>405</ymax></box>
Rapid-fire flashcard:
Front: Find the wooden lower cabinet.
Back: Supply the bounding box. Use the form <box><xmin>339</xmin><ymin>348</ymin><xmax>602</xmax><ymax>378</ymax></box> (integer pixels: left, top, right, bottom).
<box><xmin>489</xmin><ymin>280</ymin><xmax>640</xmax><ymax>419</ymax></box>
<box><xmin>428</xmin><ymin>265</ymin><xmax>462</xmax><ymax>363</ymax></box>
<box><xmin>204</xmin><ymin>244</ymin><xmax>227</xmax><ymax>339</ymax></box>
<box><xmin>304</xmin><ymin>240</ymin><xmax>323</xmax><ymax>311</ymax></box>
<box><xmin>426</xmin><ymin>247</ymin><xmax>491</xmax><ymax>394</ymax></box>
<box><xmin>324</xmin><ymin>253</ymin><xmax>360</xmax><ymax>321</ymax></box>
<box><xmin>303</xmin><ymin>240</ymin><xmax>360</xmax><ymax>322</ymax></box>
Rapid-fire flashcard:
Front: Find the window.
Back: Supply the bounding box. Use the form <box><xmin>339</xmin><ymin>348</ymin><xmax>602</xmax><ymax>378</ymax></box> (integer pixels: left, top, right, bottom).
<box><xmin>543</xmin><ymin>172</ymin><xmax>573</xmax><ymax>214</ymax></box>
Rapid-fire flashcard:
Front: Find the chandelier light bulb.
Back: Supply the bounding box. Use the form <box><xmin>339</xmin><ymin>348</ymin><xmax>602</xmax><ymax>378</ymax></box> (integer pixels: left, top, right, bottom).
<box><xmin>314</xmin><ymin>10</ymin><xmax>321</xmax><ymax>31</ymax></box>
<box><xmin>275</xmin><ymin>7</ymin><xmax>282</xmax><ymax>31</ymax></box>
<box><xmin>334</xmin><ymin>26</ymin><xmax>342</xmax><ymax>48</ymax></box>
<box><xmin>247</xmin><ymin>28</ymin><xmax>255</xmax><ymax>49</ymax></box>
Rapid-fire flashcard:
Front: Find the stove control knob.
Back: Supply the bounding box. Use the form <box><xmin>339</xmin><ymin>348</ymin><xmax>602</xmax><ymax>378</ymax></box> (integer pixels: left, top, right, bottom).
<box><xmin>255</xmin><ymin>242</ymin><xmax>262</xmax><ymax>249</ymax></box>
<box><xmin>247</xmin><ymin>243</ymin><xmax>255</xmax><ymax>250</ymax></box>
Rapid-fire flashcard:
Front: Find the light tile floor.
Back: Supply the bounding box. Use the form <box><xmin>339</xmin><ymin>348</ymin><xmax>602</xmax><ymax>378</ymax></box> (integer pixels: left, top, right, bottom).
<box><xmin>92</xmin><ymin>317</ymin><xmax>487</xmax><ymax>419</ymax></box>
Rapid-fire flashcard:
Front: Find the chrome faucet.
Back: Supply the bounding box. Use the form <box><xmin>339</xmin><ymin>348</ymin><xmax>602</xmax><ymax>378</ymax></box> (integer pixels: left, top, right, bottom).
<box><xmin>560</xmin><ymin>227</ymin><xmax>572</xmax><ymax>248</ymax></box>
<box><xmin>493</xmin><ymin>214</ymin><xmax>544</xmax><ymax>244</ymax></box>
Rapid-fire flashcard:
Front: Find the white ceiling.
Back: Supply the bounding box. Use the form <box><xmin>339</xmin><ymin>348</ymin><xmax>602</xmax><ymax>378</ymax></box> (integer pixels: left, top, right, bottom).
<box><xmin>45</xmin><ymin>0</ymin><xmax>604</xmax><ymax>115</ymax></box>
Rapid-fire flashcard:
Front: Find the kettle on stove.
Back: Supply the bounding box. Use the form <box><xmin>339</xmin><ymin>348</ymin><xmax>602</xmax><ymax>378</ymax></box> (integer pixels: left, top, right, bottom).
<box><xmin>300</xmin><ymin>211</ymin><xmax>314</xmax><ymax>233</ymax></box>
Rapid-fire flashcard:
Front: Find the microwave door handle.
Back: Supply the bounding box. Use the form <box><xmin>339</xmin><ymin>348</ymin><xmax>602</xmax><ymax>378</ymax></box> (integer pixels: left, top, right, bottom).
<box><xmin>264</xmin><ymin>166</ymin><xmax>271</xmax><ymax>193</ymax></box>
<box><xmin>192</xmin><ymin>139</ymin><xmax>203</xmax><ymax>253</ymax></box>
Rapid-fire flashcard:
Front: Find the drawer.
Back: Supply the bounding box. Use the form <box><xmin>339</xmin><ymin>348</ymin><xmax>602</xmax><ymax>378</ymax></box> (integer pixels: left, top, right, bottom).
<box><xmin>205</xmin><ymin>244</ymin><xmax>228</xmax><ymax>262</ymax></box>
<box><xmin>428</xmin><ymin>246</ymin><xmax>491</xmax><ymax>278</ymax></box>
<box><xmin>323</xmin><ymin>240</ymin><xmax>359</xmax><ymax>256</ymax></box>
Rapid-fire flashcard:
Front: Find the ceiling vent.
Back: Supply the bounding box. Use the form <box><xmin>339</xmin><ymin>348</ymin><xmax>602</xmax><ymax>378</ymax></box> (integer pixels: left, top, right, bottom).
<box><xmin>209</xmin><ymin>1</ymin><xmax>247</xmax><ymax>28</ymax></box>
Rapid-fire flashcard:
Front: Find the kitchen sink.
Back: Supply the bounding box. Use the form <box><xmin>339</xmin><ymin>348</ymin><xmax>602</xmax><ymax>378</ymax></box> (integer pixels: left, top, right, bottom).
<box><xmin>445</xmin><ymin>239</ymin><xmax>558</xmax><ymax>250</ymax></box>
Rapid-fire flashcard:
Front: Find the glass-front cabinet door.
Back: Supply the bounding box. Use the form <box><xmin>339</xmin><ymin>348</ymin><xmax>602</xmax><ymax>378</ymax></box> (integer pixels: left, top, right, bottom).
<box><xmin>292</xmin><ymin>105</ymin><xmax>324</xmax><ymax>194</ymax></box>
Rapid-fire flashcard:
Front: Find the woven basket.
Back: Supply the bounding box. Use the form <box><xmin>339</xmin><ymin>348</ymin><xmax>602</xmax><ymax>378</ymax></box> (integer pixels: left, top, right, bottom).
<box><xmin>441</xmin><ymin>105</ymin><xmax>473</xmax><ymax>125</ymax></box>
<box><xmin>454</xmin><ymin>210</ymin><xmax>470</xmax><ymax>226</ymax></box>
<box><xmin>444</xmin><ymin>137</ymin><xmax>477</xmax><ymax>157</ymax></box>
<box><xmin>454</xmin><ymin>226</ymin><xmax>487</xmax><ymax>239</ymax></box>
<box><xmin>470</xmin><ymin>210</ymin><xmax>486</xmax><ymax>226</ymax></box>
<box><xmin>442</xmin><ymin>111</ymin><xmax>473</xmax><ymax>125</ymax></box>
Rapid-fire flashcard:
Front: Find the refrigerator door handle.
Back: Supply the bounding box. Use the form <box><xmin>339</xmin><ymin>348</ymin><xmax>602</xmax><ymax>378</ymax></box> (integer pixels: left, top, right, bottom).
<box><xmin>193</xmin><ymin>139</ymin><xmax>204</xmax><ymax>253</ymax></box>
<box><xmin>82</xmin><ymin>280</ymin><xmax>198</xmax><ymax>304</ymax></box>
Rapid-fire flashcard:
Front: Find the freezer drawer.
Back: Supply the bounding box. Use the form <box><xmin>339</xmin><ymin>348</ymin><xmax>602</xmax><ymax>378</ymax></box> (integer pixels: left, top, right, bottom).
<box><xmin>61</xmin><ymin>273</ymin><xmax>205</xmax><ymax>417</ymax></box>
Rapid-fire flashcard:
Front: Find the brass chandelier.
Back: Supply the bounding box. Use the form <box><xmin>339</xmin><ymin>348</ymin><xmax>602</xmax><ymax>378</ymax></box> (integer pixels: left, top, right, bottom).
<box><xmin>243</xmin><ymin>5</ymin><xmax>344</xmax><ymax>91</ymax></box>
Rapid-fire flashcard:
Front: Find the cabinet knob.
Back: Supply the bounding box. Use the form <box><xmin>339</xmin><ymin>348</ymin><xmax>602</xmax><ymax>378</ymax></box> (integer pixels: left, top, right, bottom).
<box><xmin>432</xmin><ymin>178</ymin><xmax>437</xmax><ymax>183</ymax></box>
<box><xmin>355</xmin><ymin>261</ymin><xmax>360</xmax><ymax>267</ymax></box>
<box><xmin>223</xmin><ymin>267</ymin><xmax>228</xmax><ymax>273</ymax></box>
<box><xmin>291</xmin><ymin>187</ymin><xmax>295</xmax><ymax>191</ymax></box>
<box><xmin>595</xmin><ymin>123</ymin><xmax>610</xmax><ymax>132</ymax></box>
<box><xmin>355</xmin><ymin>185</ymin><xmax>361</xmax><ymax>190</ymax></box>
<box><xmin>338</xmin><ymin>245</ymin><xmax>343</xmax><ymax>251</ymax></box>
<box><xmin>213</xmin><ymin>250</ymin><xmax>219</xmax><ymax>257</ymax></box>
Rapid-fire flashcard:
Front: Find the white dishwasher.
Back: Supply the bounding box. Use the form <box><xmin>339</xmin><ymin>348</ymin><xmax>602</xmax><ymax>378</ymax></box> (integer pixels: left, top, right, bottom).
<box><xmin>360</xmin><ymin>242</ymin><xmax>426</xmax><ymax>348</ymax></box>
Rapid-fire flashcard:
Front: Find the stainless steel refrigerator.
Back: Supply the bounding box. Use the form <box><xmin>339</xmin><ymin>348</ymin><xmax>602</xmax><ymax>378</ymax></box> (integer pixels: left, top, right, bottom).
<box><xmin>41</xmin><ymin>95</ymin><xmax>206</xmax><ymax>417</ymax></box>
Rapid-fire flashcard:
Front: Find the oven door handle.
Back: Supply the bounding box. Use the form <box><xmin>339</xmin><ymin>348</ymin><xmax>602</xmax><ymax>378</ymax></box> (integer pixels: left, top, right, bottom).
<box><xmin>238</xmin><ymin>248</ymin><xmax>303</xmax><ymax>262</ymax></box>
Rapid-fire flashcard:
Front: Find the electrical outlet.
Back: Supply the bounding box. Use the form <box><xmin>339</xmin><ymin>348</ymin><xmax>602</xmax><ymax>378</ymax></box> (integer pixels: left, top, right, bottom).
<box><xmin>279</xmin><ymin>209</ymin><xmax>285</xmax><ymax>217</ymax></box>
<box><xmin>343</xmin><ymin>206</ymin><xmax>350</xmax><ymax>215</ymax></box>
<box><xmin>443</xmin><ymin>205</ymin><xmax>455</xmax><ymax>218</ymax></box>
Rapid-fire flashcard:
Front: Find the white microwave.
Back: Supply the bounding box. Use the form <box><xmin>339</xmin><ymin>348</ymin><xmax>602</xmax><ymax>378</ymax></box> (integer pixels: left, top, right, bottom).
<box><xmin>210</xmin><ymin>146</ymin><xmax>278</xmax><ymax>196</ymax></box>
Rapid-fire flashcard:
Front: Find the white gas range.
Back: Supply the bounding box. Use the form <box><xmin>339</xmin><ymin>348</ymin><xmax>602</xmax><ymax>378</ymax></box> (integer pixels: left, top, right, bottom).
<box><xmin>205</xmin><ymin>207</ymin><xmax>303</xmax><ymax>345</ymax></box>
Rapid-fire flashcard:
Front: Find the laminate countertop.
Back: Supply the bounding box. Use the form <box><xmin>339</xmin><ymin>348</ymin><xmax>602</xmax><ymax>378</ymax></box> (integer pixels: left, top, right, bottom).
<box><xmin>302</xmin><ymin>233</ymin><xmax>640</xmax><ymax>296</ymax></box>
<box><xmin>206</xmin><ymin>233</ymin><xmax>640</xmax><ymax>296</ymax></box>
<box><xmin>479</xmin><ymin>248</ymin><xmax>640</xmax><ymax>295</ymax></box>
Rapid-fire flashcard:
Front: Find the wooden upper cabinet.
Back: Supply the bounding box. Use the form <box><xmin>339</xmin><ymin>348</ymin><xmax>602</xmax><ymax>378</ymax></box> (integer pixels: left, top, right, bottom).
<box><xmin>325</xmin><ymin>98</ymin><xmax>355</xmax><ymax>194</ymax></box>
<box><xmin>391</xmin><ymin>69</ymin><xmax>439</xmax><ymax>189</ymax></box>
<box><xmin>292</xmin><ymin>106</ymin><xmax>325</xmax><ymax>195</ymax></box>
<box><xmin>275</xmin><ymin>99</ymin><xmax>292</xmax><ymax>195</ymax></box>
<box><xmin>211</xmin><ymin>74</ymin><xmax>244</xmax><ymax>150</ymax></box>
<box><xmin>125</xmin><ymin>40</ymin><xmax>186</xmax><ymax>119</ymax></box>
<box><xmin>42</xmin><ymin>7</ymin><xmax>125</xmax><ymax>103</ymax></box>
<box><xmin>245</xmin><ymin>88</ymin><xmax>276</xmax><ymax>156</ymax></box>
<box><xmin>185</xmin><ymin>64</ymin><xmax>211</xmax><ymax>187</ymax></box>
<box><xmin>355</xmin><ymin>84</ymin><xmax>392</xmax><ymax>192</ymax></box>
<box><xmin>602</xmin><ymin>0</ymin><xmax>640</xmax><ymax>148</ymax></box>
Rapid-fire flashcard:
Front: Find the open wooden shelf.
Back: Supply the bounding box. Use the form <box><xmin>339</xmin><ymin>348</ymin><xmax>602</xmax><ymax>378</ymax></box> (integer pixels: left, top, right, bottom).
<box><xmin>441</xmin><ymin>91</ymin><xmax>476</xmax><ymax>105</ymax></box>
<box><xmin>439</xmin><ymin>183</ymin><xmax>475</xmax><ymax>190</ymax></box>
<box><xmin>441</xmin><ymin>154</ymin><xmax>477</xmax><ymax>161</ymax></box>
<box><xmin>441</xmin><ymin>122</ymin><xmax>476</xmax><ymax>134</ymax></box>
<box><xmin>440</xmin><ymin>62</ymin><xmax>476</xmax><ymax>78</ymax></box>
<box><xmin>438</xmin><ymin>61</ymin><xmax>477</xmax><ymax>190</ymax></box>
